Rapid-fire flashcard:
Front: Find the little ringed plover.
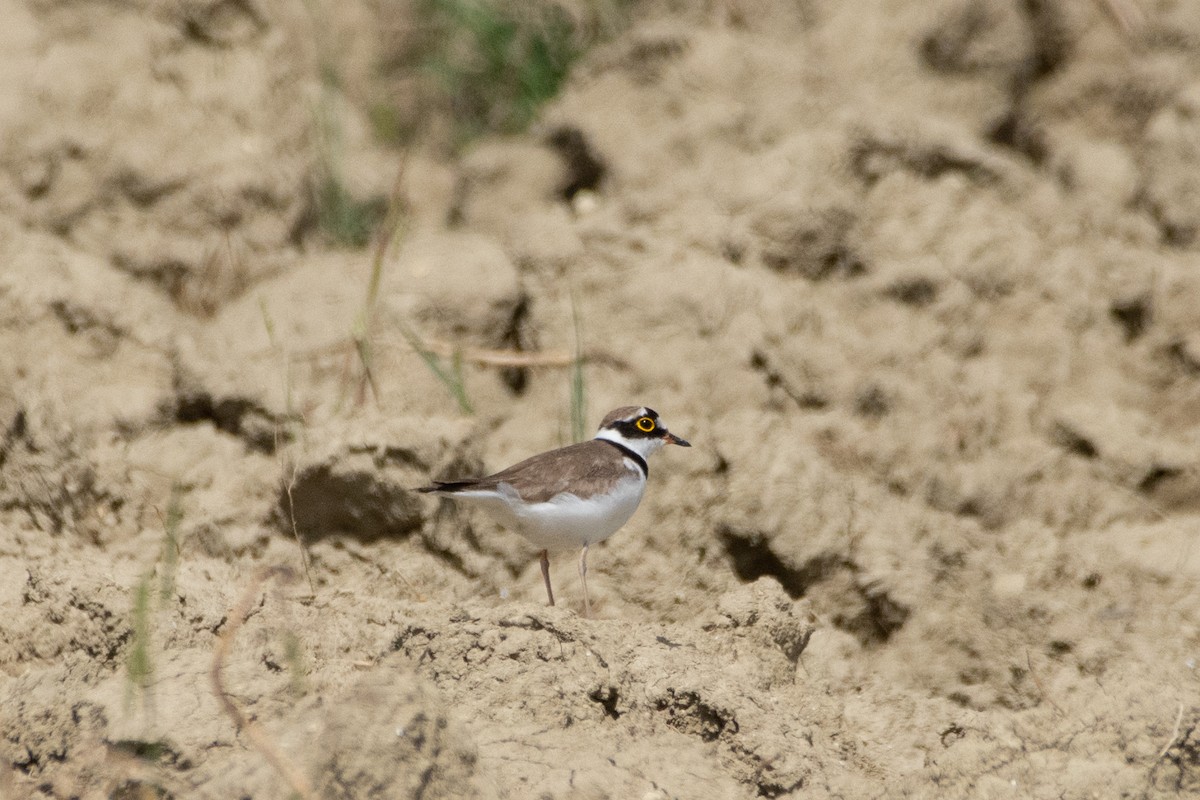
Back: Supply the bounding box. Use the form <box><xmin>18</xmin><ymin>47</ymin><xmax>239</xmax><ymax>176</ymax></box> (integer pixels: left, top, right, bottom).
<box><xmin>418</xmin><ymin>406</ymin><xmax>690</xmax><ymax>616</ymax></box>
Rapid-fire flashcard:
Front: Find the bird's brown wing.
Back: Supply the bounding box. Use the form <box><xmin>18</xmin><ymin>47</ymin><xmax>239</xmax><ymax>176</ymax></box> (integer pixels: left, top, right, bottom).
<box><xmin>429</xmin><ymin>440</ymin><xmax>631</xmax><ymax>504</ymax></box>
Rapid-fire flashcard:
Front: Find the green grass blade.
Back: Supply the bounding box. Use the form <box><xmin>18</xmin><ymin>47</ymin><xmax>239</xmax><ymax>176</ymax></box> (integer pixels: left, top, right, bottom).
<box><xmin>570</xmin><ymin>289</ymin><xmax>587</xmax><ymax>443</ymax></box>
<box><xmin>125</xmin><ymin>573</ymin><xmax>154</xmax><ymax>713</ymax></box>
<box><xmin>397</xmin><ymin>320</ymin><xmax>473</xmax><ymax>414</ymax></box>
<box><xmin>159</xmin><ymin>483</ymin><xmax>183</xmax><ymax>603</ymax></box>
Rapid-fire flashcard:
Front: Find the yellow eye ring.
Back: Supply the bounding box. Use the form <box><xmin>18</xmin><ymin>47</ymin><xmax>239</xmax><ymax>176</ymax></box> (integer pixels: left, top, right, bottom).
<box><xmin>636</xmin><ymin>417</ymin><xmax>655</xmax><ymax>432</ymax></box>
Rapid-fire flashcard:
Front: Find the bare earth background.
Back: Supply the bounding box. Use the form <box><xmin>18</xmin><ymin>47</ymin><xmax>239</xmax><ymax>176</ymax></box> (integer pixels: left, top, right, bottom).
<box><xmin>3</xmin><ymin>1</ymin><xmax>1200</xmax><ymax>798</ymax></box>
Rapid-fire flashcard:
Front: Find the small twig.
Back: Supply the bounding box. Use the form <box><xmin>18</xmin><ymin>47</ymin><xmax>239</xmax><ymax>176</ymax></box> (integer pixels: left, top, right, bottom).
<box><xmin>210</xmin><ymin>566</ymin><xmax>315</xmax><ymax>800</ymax></box>
<box><xmin>1157</xmin><ymin>703</ymin><xmax>1185</xmax><ymax>761</ymax></box>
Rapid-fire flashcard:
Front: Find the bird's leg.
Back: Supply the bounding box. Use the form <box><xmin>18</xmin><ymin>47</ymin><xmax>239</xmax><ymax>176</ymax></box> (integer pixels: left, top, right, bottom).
<box><xmin>539</xmin><ymin>549</ymin><xmax>555</xmax><ymax>607</ymax></box>
<box><xmin>578</xmin><ymin>543</ymin><xmax>591</xmax><ymax>618</ymax></box>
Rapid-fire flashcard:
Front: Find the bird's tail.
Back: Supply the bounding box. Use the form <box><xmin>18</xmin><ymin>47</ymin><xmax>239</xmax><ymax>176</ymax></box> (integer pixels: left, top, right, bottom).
<box><xmin>416</xmin><ymin>480</ymin><xmax>477</xmax><ymax>494</ymax></box>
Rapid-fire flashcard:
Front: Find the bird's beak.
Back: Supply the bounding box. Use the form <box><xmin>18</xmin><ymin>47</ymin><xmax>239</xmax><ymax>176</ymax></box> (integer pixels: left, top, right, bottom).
<box><xmin>663</xmin><ymin>432</ymin><xmax>691</xmax><ymax>447</ymax></box>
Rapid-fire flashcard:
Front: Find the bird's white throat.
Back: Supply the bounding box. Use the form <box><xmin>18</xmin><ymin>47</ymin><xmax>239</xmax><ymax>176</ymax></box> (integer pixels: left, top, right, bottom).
<box><xmin>594</xmin><ymin>427</ymin><xmax>666</xmax><ymax>460</ymax></box>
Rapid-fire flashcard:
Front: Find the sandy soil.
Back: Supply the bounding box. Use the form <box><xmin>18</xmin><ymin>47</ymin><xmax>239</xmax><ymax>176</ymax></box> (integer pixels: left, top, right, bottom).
<box><xmin>3</xmin><ymin>0</ymin><xmax>1200</xmax><ymax>797</ymax></box>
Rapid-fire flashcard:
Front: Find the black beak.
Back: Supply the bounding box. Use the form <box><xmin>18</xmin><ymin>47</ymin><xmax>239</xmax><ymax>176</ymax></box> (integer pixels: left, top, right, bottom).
<box><xmin>663</xmin><ymin>432</ymin><xmax>691</xmax><ymax>447</ymax></box>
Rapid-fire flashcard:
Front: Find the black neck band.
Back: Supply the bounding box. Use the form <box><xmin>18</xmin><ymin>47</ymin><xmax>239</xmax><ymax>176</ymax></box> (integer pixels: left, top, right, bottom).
<box><xmin>599</xmin><ymin>438</ymin><xmax>648</xmax><ymax>478</ymax></box>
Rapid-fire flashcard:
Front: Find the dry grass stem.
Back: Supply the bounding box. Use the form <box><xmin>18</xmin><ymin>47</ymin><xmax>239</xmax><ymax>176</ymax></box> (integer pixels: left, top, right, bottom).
<box><xmin>1157</xmin><ymin>703</ymin><xmax>1185</xmax><ymax>761</ymax></box>
<box><xmin>210</xmin><ymin>566</ymin><xmax>315</xmax><ymax>800</ymax></box>
<box><xmin>283</xmin><ymin>462</ymin><xmax>315</xmax><ymax>596</ymax></box>
<box><xmin>348</xmin><ymin>152</ymin><xmax>410</xmax><ymax>407</ymax></box>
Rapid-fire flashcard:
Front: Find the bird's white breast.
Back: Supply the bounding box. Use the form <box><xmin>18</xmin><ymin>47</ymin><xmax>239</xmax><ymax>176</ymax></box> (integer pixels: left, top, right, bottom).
<box><xmin>454</xmin><ymin>463</ymin><xmax>647</xmax><ymax>551</ymax></box>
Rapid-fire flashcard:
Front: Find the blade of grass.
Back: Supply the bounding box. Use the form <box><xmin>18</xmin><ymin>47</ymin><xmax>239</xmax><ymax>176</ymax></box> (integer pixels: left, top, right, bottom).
<box><xmin>259</xmin><ymin>300</ymin><xmax>315</xmax><ymax>595</ymax></box>
<box><xmin>347</xmin><ymin>154</ymin><xmax>411</xmax><ymax>407</ymax></box>
<box><xmin>282</xmin><ymin>630</ymin><xmax>308</xmax><ymax>699</ymax></box>
<box><xmin>570</xmin><ymin>288</ymin><xmax>587</xmax><ymax>443</ymax></box>
<box><xmin>350</xmin><ymin>326</ymin><xmax>381</xmax><ymax>406</ymax></box>
<box><xmin>397</xmin><ymin>320</ymin><xmax>474</xmax><ymax>414</ymax></box>
<box><xmin>258</xmin><ymin>297</ymin><xmax>305</xmax><ymax>448</ymax></box>
<box><xmin>373</xmin><ymin>161</ymin><xmax>473</xmax><ymax>417</ymax></box>
<box><xmin>125</xmin><ymin>573</ymin><xmax>154</xmax><ymax>715</ymax></box>
<box><xmin>159</xmin><ymin>483</ymin><xmax>183</xmax><ymax>603</ymax></box>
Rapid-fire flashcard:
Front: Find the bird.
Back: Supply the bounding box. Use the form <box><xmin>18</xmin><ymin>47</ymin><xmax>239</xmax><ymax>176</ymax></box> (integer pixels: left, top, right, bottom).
<box><xmin>418</xmin><ymin>406</ymin><xmax>690</xmax><ymax>616</ymax></box>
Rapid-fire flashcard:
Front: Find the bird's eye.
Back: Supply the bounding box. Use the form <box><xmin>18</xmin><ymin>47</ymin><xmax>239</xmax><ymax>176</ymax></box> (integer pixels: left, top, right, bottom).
<box><xmin>636</xmin><ymin>417</ymin><xmax>655</xmax><ymax>432</ymax></box>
